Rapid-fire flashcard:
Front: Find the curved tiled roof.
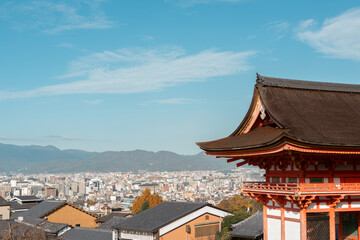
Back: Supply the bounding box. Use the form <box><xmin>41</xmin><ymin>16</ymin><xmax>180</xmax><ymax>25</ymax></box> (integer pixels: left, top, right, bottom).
<box><xmin>197</xmin><ymin>74</ymin><xmax>360</xmax><ymax>152</ymax></box>
<box><xmin>114</xmin><ymin>201</ymin><xmax>209</xmax><ymax>232</ymax></box>
<box><xmin>229</xmin><ymin>211</ymin><xmax>263</xmax><ymax>238</ymax></box>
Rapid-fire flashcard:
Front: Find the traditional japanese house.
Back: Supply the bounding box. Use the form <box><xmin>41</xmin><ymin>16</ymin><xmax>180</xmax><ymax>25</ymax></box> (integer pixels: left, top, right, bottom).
<box><xmin>197</xmin><ymin>74</ymin><xmax>360</xmax><ymax>240</ymax></box>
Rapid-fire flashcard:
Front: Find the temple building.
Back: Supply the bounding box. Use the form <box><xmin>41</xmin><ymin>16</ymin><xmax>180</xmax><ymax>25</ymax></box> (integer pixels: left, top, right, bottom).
<box><xmin>197</xmin><ymin>74</ymin><xmax>360</xmax><ymax>240</ymax></box>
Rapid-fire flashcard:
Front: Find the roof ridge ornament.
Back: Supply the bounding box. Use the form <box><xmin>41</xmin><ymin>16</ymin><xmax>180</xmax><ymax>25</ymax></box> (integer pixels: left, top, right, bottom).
<box><xmin>256</xmin><ymin>73</ymin><xmax>264</xmax><ymax>84</ymax></box>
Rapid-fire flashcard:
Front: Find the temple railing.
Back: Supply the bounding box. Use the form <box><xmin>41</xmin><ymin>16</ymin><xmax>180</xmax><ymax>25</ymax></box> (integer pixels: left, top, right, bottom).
<box><xmin>242</xmin><ymin>182</ymin><xmax>360</xmax><ymax>195</ymax></box>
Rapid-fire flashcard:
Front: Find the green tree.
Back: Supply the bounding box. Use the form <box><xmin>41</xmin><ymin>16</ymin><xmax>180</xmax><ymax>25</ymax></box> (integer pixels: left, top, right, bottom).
<box><xmin>137</xmin><ymin>200</ymin><xmax>150</xmax><ymax>214</ymax></box>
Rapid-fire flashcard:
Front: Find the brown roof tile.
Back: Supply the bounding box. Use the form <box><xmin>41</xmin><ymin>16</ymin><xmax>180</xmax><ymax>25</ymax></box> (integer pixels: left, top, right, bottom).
<box><xmin>197</xmin><ymin>74</ymin><xmax>360</xmax><ymax>152</ymax></box>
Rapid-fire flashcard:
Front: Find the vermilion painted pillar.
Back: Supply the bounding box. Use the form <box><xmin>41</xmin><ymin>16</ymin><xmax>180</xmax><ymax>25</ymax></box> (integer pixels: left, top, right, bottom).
<box><xmin>300</xmin><ymin>208</ymin><xmax>307</xmax><ymax>240</ymax></box>
<box><xmin>263</xmin><ymin>205</ymin><xmax>268</xmax><ymax>240</ymax></box>
<box><xmin>329</xmin><ymin>207</ymin><xmax>336</xmax><ymax>240</ymax></box>
<box><xmin>281</xmin><ymin>206</ymin><xmax>285</xmax><ymax>240</ymax></box>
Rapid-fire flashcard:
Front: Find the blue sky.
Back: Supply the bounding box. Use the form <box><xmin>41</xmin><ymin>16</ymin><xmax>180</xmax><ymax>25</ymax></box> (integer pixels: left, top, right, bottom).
<box><xmin>0</xmin><ymin>0</ymin><xmax>359</xmax><ymax>154</ymax></box>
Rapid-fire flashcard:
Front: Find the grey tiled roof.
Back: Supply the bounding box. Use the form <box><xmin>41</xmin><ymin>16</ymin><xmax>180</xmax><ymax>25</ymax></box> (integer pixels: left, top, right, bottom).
<box><xmin>96</xmin><ymin>212</ymin><xmax>132</xmax><ymax>223</ymax></box>
<box><xmin>13</xmin><ymin>195</ymin><xmax>42</xmax><ymax>202</ymax></box>
<box><xmin>0</xmin><ymin>196</ymin><xmax>10</xmax><ymax>206</ymax></box>
<box><xmin>98</xmin><ymin>216</ymin><xmax>127</xmax><ymax>230</ymax></box>
<box><xmin>256</xmin><ymin>73</ymin><xmax>360</xmax><ymax>93</ymax></box>
<box><xmin>229</xmin><ymin>211</ymin><xmax>263</xmax><ymax>238</ymax></box>
<box><xmin>62</xmin><ymin>227</ymin><xmax>112</xmax><ymax>240</ymax></box>
<box><xmin>9</xmin><ymin>202</ymin><xmax>37</xmax><ymax>210</ymax></box>
<box><xmin>22</xmin><ymin>200</ymin><xmax>65</xmax><ymax>225</ymax></box>
<box><xmin>114</xmin><ymin>201</ymin><xmax>209</xmax><ymax>232</ymax></box>
<box><xmin>40</xmin><ymin>221</ymin><xmax>69</xmax><ymax>234</ymax></box>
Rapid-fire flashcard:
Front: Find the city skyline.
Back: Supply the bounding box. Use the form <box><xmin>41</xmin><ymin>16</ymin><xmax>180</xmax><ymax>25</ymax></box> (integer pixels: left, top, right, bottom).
<box><xmin>0</xmin><ymin>0</ymin><xmax>360</xmax><ymax>154</ymax></box>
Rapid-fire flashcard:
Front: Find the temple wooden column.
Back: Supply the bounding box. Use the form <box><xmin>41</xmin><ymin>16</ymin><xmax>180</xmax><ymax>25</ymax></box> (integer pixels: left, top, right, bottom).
<box><xmin>281</xmin><ymin>206</ymin><xmax>285</xmax><ymax>240</ymax></box>
<box><xmin>263</xmin><ymin>205</ymin><xmax>268</xmax><ymax>240</ymax></box>
<box><xmin>329</xmin><ymin>207</ymin><xmax>335</xmax><ymax>240</ymax></box>
<box><xmin>300</xmin><ymin>208</ymin><xmax>307</xmax><ymax>240</ymax></box>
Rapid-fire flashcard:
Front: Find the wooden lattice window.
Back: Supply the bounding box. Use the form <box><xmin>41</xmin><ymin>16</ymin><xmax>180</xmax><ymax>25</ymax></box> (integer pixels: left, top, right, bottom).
<box><xmin>310</xmin><ymin>178</ymin><xmax>323</xmax><ymax>183</ymax></box>
<box><xmin>288</xmin><ymin>178</ymin><xmax>297</xmax><ymax>183</ymax></box>
<box><xmin>272</xmin><ymin>177</ymin><xmax>280</xmax><ymax>183</ymax></box>
<box><xmin>195</xmin><ymin>224</ymin><xmax>219</xmax><ymax>238</ymax></box>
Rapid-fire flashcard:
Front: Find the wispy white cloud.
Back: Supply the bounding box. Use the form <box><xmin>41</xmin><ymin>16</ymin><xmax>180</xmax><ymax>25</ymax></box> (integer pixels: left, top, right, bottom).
<box><xmin>148</xmin><ymin>98</ymin><xmax>204</xmax><ymax>104</ymax></box>
<box><xmin>297</xmin><ymin>8</ymin><xmax>360</xmax><ymax>61</ymax></box>
<box><xmin>56</xmin><ymin>43</ymin><xmax>74</xmax><ymax>49</ymax></box>
<box><xmin>0</xmin><ymin>0</ymin><xmax>113</xmax><ymax>33</ymax></box>
<box><xmin>266</xmin><ymin>20</ymin><xmax>290</xmax><ymax>40</ymax></box>
<box><xmin>47</xmin><ymin>135</ymin><xmax>85</xmax><ymax>141</ymax></box>
<box><xmin>0</xmin><ymin>47</ymin><xmax>255</xmax><ymax>100</ymax></box>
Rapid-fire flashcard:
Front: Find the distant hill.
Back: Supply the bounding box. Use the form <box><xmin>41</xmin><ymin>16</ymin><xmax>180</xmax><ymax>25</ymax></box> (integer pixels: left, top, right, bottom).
<box><xmin>0</xmin><ymin>143</ymin><xmax>233</xmax><ymax>173</ymax></box>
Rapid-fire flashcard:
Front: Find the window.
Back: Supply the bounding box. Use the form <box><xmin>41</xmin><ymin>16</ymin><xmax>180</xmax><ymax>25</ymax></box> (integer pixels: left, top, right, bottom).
<box><xmin>205</xmin><ymin>215</ymin><xmax>209</xmax><ymax>220</ymax></box>
<box><xmin>310</xmin><ymin>178</ymin><xmax>323</xmax><ymax>183</ymax></box>
<box><xmin>75</xmin><ymin>224</ymin><xmax>80</xmax><ymax>227</ymax></box>
<box><xmin>0</xmin><ymin>215</ymin><xmax>2</xmax><ymax>220</ymax></box>
<box><xmin>195</xmin><ymin>224</ymin><xmax>219</xmax><ymax>238</ymax></box>
<box><xmin>272</xmin><ymin>177</ymin><xmax>280</xmax><ymax>183</ymax></box>
<box><xmin>289</xmin><ymin>178</ymin><xmax>297</xmax><ymax>183</ymax></box>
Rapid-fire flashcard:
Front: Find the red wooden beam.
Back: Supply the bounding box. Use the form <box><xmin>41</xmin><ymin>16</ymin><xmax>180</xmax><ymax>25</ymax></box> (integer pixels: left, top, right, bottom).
<box><xmin>236</xmin><ymin>160</ymin><xmax>248</xmax><ymax>167</ymax></box>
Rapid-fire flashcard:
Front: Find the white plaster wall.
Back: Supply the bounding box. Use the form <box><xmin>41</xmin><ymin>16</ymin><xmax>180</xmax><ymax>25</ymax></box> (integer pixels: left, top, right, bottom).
<box><xmin>285</xmin><ymin>202</ymin><xmax>291</xmax><ymax>208</ymax></box>
<box><xmin>350</xmin><ymin>196</ymin><xmax>360</xmax><ymax>200</ymax></box>
<box><xmin>334</xmin><ymin>165</ymin><xmax>353</xmax><ymax>171</ymax></box>
<box><xmin>293</xmin><ymin>204</ymin><xmax>300</xmax><ymax>209</ymax></box>
<box><xmin>268</xmin><ymin>200</ymin><xmax>274</xmax><ymax>206</ymax></box>
<box><xmin>268</xmin><ymin>218</ymin><xmax>281</xmax><ymax>240</ymax></box>
<box><xmin>351</xmin><ymin>201</ymin><xmax>360</xmax><ymax>208</ymax></box>
<box><xmin>268</xmin><ymin>208</ymin><xmax>281</xmax><ymax>217</ymax></box>
<box><xmin>334</xmin><ymin>178</ymin><xmax>340</xmax><ymax>183</ymax></box>
<box><xmin>285</xmin><ymin>210</ymin><xmax>300</xmax><ymax>219</ymax></box>
<box><xmin>305</xmin><ymin>178</ymin><xmax>310</xmax><ymax>184</ymax></box>
<box><xmin>286</xmin><ymin>165</ymin><xmax>292</xmax><ymax>171</ymax></box>
<box><xmin>307</xmin><ymin>203</ymin><xmax>316</xmax><ymax>210</ymax></box>
<box><xmin>285</xmin><ymin>221</ymin><xmax>300</xmax><ymax>240</ymax></box>
<box><xmin>120</xmin><ymin>232</ymin><xmax>153</xmax><ymax>240</ymax></box>
<box><xmin>324</xmin><ymin>178</ymin><xmax>328</xmax><ymax>183</ymax></box>
<box><xmin>319</xmin><ymin>203</ymin><xmax>330</xmax><ymax>209</ymax></box>
<box><xmin>336</xmin><ymin>202</ymin><xmax>348</xmax><ymax>209</ymax></box>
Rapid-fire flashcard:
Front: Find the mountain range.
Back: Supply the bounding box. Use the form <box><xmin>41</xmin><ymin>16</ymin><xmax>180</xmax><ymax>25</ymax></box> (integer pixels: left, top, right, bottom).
<box><xmin>0</xmin><ymin>143</ymin><xmax>233</xmax><ymax>173</ymax></box>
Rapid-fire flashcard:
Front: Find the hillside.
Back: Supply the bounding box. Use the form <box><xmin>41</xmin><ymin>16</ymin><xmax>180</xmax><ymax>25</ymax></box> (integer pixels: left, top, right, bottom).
<box><xmin>0</xmin><ymin>143</ymin><xmax>232</xmax><ymax>173</ymax></box>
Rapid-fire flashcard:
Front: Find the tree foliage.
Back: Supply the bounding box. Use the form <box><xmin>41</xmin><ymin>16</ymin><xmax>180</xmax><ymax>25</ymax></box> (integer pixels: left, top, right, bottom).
<box><xmin>132</xmin><ymin>188</ymin><xmax>163</xmax><ymax>214</ymax></box>
<box><xmin>0</xmin><ymin>222</ymin><xmax>62</xmax><ymax>240</ymax></box>
<box><xmin>215</xmin><ymin>195</ymin><xmax>263</xmax><ymax>240</ymax></box>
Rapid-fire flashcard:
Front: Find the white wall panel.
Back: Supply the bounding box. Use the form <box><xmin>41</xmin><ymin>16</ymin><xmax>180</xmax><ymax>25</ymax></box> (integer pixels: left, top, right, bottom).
<box><xmin>319</xmin><ymin>203</ymin><xmax>329</xmax><ymax>209</ymax></box>
<box><xmin>285</xmin><ymin>221</ymin><xmax>300</xmax><ymax>240</ymax></box>
<box><xmin>268</xmin><ymin>208</ymin><xmax>281</xmax><ymax>217</ymax></box>
<box><xmin>285</xmin><ymin>210</ymin><xmax>300</xmax><ymax>219</ymax></box>
<box><xmin>336</xmin><ymin>202</ymin><xmax>348</xmax><ymax>209</ymax></box>
<box><xmin>268</xmin><ymin>218</ymin><xmax>281</xmax><ymax>240</ymax></box>
<box><xmin>307</xmin><ymin>203</ymin><xmax>316</xmax><ymax>210</ymax></box>
<box><xmin>351</xmin><ymin>201</ymin><xmax>360</xmax><ymax>208</ymax></box>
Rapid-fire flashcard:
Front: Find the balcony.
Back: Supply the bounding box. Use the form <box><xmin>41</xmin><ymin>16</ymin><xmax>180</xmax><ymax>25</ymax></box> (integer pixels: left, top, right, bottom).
<box><xmin>242</xmin><ymin>182</ymin><xmax>360</xmax><ymax>196</ymax></box>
